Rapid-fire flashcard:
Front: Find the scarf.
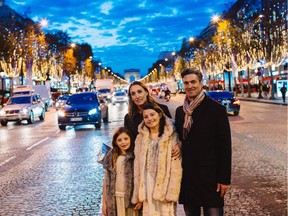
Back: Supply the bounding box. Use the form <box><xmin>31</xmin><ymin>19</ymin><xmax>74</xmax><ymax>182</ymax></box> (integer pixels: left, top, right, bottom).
<box><xmin>182</xmin><ymin>90</ymin><xmax>205</xmax><ymax>140</ymax></box>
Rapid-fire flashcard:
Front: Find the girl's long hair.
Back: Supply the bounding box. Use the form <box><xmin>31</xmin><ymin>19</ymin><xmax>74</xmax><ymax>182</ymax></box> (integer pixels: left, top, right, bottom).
<box><xmin>127</xmin><ymin>81</ymin><xmax>156</xmax><ymax>118</ymax></box>
<box><xmin>111</xmin><ymin>127</ymin><xmax>135</xmax><ymax>166</ymax></box>
<box><xmin>142</xmin><ymin>103</ymin><xmax>166</xmax><ymax>137</ymax></box>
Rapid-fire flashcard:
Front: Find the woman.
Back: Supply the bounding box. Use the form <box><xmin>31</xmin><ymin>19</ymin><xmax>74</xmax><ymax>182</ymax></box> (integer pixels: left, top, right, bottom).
<box><xmin>132</xmin><ymin>103</ymin><xmax>182</xmax><ymax>215</ymax></box>
<box><xmin>124</xmin><ymin>81</ymin><xmax>171</xmax><ymax>140</ymax></box>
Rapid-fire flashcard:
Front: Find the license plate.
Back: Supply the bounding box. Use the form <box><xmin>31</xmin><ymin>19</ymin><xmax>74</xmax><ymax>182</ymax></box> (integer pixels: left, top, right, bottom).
<box><xmin>70</xmin><ymin>117</ymin><xmax>82</xmax><ymax>122</ymax></box>
<box><xmin>7</xmin><ymin>116</ymin><xmax>19</xmax><ymax>120</ymax></box>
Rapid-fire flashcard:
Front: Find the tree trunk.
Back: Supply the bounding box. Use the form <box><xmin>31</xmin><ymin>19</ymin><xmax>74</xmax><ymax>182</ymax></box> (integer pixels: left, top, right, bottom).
<box><xmin>247</xmin><ymin>67</ymin><xmax>251</xmax><ymax>98</ymax></box>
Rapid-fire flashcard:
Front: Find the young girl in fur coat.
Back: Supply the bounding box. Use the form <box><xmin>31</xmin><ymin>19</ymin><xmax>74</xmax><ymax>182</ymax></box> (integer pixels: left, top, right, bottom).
<box><xmin>102</xmin><ymin>127</ymin><xmax>142</xmax><ymax>216</ymax></box>
<box><xmin>132</xmin><ymin>103</ymin><xmax>182</xmax><ymax>216</ymax></box>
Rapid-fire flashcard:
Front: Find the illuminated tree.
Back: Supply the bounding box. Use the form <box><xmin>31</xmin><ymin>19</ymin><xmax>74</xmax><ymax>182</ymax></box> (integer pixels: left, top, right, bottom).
<box><xmin>256</xmin><ymin>0</ymin><xmax>287</xmax><ymax>99</ymax></box>
<box><xmin>63</xmin><ymin>48</ymin><xmax>76</xmax><ymax>93</ymax></box>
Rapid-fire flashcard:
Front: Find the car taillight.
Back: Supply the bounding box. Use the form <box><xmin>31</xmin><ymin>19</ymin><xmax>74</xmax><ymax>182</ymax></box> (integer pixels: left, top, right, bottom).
<box><xmin>233</xmin><ymin>99</ymin><xmax>240</xmax><ymax>105</ymax></box>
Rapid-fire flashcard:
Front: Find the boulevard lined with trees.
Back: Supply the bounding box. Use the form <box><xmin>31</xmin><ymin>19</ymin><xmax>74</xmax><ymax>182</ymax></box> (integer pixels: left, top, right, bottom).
<box><xmin>143</xmin><ymin>0</ymin><xmax>287</xmax><ymax>98</ymax></box>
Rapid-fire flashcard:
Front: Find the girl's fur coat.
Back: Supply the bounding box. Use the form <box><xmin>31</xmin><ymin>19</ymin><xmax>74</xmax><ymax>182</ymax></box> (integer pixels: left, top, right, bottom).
<box><xmin>132</xmin><ymin>117</ymin><xmax>182</xmax><ymax>204</ymax></box>
<box><xmin>103</xmin><ymin>150</ymin><xmax>135</xmax><ymax>216</ymax></box>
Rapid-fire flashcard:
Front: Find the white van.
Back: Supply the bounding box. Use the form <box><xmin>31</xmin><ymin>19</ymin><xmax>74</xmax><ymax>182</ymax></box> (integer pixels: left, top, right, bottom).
<box><xmin>13</xmin><ymin>85</ymin><xmax>52</xmax><ymax>111</ymax></box>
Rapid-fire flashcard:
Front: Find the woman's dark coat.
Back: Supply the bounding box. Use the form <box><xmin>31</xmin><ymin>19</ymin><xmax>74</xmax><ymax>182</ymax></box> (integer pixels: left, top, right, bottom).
<box><xmin>124</xmin><ymin>103</ymin><xmax>171</xmax><ymax>140</ymax></box>
<box><xmin>175</xmin><ymin>95</ymin><xmax>231</xmax><ymax>207</ymax></box>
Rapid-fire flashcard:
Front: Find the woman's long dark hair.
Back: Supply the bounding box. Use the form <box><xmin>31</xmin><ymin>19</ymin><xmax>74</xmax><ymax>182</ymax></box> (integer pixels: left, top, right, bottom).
<box><xmin>127</xmin><ymin>81</ymin><xmax>156</xmax><ymax>118</ymax></box>
<box><xmin>142</xmin><ymin>103</ymin><xmax>166</xmax><ymax>137</ymax></box>
<box><xmin>111</xmin><ymin>127</ymin><xmax>135</xmax><ymax>166</ymax></box>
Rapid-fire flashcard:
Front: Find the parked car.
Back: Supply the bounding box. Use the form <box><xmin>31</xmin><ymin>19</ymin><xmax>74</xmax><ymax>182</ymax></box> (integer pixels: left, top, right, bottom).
<box><xmin>111</xmin><ymin>91</ymin><xmax>128</xmax><ymax>105</ymax></box>
<box><xmin>57</xmin><ymin>92</ymin><xmax>109</xmax><ymax>130</ymax></box>
<box><xmin>55</xmin><ymin>94</ymin><xmax>70</xmax><ymax>110</ymax></box>
<box><xmin>0</xmin><ymin>93</ymin><xmax>45</xmax><ymax>126</ymax></box>
<box><xmin>205</xmin><ymin>90</ymin><xmax>240</xmax><ymax>116</ymax></box>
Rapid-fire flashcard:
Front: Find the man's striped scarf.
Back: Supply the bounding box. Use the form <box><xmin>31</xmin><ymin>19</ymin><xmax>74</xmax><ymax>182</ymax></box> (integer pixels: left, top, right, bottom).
<box><xmin>182</xmin><ymin>90</ymin><xmax>205</xmax><ymax>140</ymax></box>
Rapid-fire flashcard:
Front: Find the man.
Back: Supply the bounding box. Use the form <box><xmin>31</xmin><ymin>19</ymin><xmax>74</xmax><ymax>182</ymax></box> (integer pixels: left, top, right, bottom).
<box><xmin>280</xmin><ymin>85</ymin><xmax>287</xmax><ymax>103</ymax></box>
<box><xmin>175</xmin><ymin>68</ymin><xmax>232</xmax><ymax>216</ymax></box>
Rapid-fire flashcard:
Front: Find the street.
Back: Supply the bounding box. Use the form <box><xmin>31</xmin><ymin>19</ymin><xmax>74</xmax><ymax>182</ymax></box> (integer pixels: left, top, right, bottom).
<box><xmin>0</xmin><ymin>94</ymin><xmax>287</xmax><ymax>215</ymax></box>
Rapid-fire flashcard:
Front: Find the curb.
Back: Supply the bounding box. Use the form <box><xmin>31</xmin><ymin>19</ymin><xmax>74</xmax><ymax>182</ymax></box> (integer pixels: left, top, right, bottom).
<box><xmin>239</xmin><ymin>98</ymin><xmax>287</xmax><ymax>106</ymax></box>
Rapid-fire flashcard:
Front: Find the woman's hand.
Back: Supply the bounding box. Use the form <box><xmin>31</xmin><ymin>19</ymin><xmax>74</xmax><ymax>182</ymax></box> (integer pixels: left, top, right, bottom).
<box><xmin>172</xmin><ymin>141</ymin><xmax>182</xmax><ymax>159</ymax></box>
<box><xmin>134</xmin><ymin>202</ymin><xmax>143</xmax><ymax>210</ymax></box>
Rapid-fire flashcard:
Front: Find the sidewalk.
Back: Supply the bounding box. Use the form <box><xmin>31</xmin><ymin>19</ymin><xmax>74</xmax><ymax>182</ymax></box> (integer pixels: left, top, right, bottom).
<box><xmin>236</xmin><ymin>92</ymin><xmax>287</xmax><ymax>106</ymax></box>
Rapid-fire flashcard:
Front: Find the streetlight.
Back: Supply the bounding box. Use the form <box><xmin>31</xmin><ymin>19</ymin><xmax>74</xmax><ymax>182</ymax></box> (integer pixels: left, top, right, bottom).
<box><xmin>212</xmin><ymin>15</ymin><xmax>220</xmax><ymax>23</ymax></box>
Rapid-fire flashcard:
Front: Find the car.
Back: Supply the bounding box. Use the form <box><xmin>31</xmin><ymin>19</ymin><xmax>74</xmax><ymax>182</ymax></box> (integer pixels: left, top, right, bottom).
<box><xmin>205</xmin><ymin>90</ymin><xmax>240</xmax><ymax>116</ymax></box>
<box><xmin>55</xmin><ymin>94</ymin><xmax>70</xmax><ymax>110</ymax></box>
<box><xmin>111</xmin><ymin>91</ymin><xmax>128</xmax><ymax>105</ymax></box>
<box><xmin>150</xmin><ymin>88</ymin><xmax>158</xmax><ymax>95</ymax></box>
<box><xmin>13</xmin><ymin>85</ymin><xmax>52</xmax><ymax>111</ymax></box>
<box><xmin>57</xmin><ymin>92</ymin><xmax>109</xmax><ymax>130</ymax></box>
<box><xmin>98</xmin><ymin>88</ymin><xmax>112</xmax><ymax>101</ymax></box>
<box><xmin>0</xmin><ymin>93</ymin><xmax>45</xmax><ymax>126</ymax></box>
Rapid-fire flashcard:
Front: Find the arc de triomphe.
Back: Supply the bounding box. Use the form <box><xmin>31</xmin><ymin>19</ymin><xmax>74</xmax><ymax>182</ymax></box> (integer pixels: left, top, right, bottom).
<box><xmin>124</xmin><ymin>69</ymin><xmax>140</xmax><ymax>83</ymax></box>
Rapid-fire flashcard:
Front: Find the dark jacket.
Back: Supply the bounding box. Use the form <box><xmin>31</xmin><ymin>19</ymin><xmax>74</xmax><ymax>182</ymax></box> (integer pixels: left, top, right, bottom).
<box><xmin>175</xmin><ymin>95</ymin><xmax>231</xmax><ymax>207</ymax></box>
<box><xmin>102</xmin><ymin>150</ymin><xmax>135</xmax><ymax>216</ymax></box>
<box><xmin>124</xmin><ymin>103</ymin><xmax>171</xmax><ymax>140</ymax></box>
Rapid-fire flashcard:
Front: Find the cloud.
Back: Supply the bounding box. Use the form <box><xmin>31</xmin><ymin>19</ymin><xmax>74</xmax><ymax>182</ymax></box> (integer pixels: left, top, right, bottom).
<box><xmin>100</xmin><ymin>1</ymin><xmax>113</xmax><ymax>15</ymax></box>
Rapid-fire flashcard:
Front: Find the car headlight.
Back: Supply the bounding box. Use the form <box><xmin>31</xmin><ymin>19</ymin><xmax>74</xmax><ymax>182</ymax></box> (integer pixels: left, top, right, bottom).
<box><xmin>0</xmin><ymin>110</ymin><xmax>5</xmax><ymax>116</ymax></box>
<box><xmin>88</xmin><ymin>108</ymin><xmax>97</xmax><ymax>115</ymax></box>
<box><xmin>57</xmin><ymin>110</ymin><xmax>66</xmax><ymax>117</ymax></box>
<box><xmin>22</xmin><ymin>108</ymin><xmax>29</xmax><ymax>114</ymax></box>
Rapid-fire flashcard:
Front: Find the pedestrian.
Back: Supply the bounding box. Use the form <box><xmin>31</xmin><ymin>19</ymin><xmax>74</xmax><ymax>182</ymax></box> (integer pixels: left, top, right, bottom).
<box><xmin>102</xmin><ymin>127</ymin><xmax>142</xmax><ymax>216</ymax></box>
<box><xmin>263</xmin><ymin>84</ymin><xmax>268</xmax><ymax>99</ymax></box>
<box><xmin>164</xmin><ymin>87</ymin><xmax>171</xmax><ymax>101</ymax></box>
<box><xmin>132</xmin><ymin>103</ymin><xmax>182</xmax><ymax>215</ymax></box>
<box><xmin>124</xmin><ymin>81</ymin><xmax>171</xmax><ymax>140</ymax></box>
<box><xmin>280</xmin><ymin>85</ymin><xmax>287</xmax><ymax>103</ymax></box>
<box><xmin>175</xmin><ymin>68</ymin><xmax>232</xmax><ymax>216</ymax></box>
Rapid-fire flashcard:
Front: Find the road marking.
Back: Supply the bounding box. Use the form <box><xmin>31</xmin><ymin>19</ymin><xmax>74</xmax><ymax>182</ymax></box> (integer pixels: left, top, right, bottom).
<box><xmin>26</xmin><ymin>137</ymin><xmax>50</xmax><ymax>151</ymax></box>
<box><xmin>0</xmin><ymin>156</ymin><xmax>16</xmax><ymax>167</ymax></box>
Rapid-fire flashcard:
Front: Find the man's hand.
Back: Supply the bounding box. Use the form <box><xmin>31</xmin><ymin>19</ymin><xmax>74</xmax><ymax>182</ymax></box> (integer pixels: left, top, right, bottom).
<box><xmin>217</xmin><ymin>183</ymin><xmax>230</xmax><ymax>197</ymax></box>
<box><xmin>172</xmin><ymin>142</ymin><xmax>182</xmax><ymax>159</ymax></box>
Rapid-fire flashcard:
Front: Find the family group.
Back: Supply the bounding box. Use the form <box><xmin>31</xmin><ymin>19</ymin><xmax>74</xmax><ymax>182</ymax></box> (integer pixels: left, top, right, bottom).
<box><xmin>101</xmin><ymin>68</ymin><xmax>232</xmax><ymax>216</ymax></box>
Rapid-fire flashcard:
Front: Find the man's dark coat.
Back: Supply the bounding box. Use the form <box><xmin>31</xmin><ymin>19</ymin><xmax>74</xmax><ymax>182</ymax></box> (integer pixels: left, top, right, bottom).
<box><xmin>175</xmin><ymin>95</ymin><xmax>231</xmax><ymax>207</ymax></box>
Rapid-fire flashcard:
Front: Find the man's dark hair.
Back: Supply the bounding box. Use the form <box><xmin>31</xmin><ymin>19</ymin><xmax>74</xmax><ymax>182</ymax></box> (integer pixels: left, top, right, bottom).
<box><xmin>181</xmin><ymin>68</ymin><xmax>203</xmax><ymax>82</ymax></box>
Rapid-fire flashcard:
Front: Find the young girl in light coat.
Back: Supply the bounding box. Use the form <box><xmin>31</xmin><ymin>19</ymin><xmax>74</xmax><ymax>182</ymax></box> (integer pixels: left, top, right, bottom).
<box><xmin>132</xmin><ymin>103</ymin><xmax>182</xmax><ymax>216</ymax></box>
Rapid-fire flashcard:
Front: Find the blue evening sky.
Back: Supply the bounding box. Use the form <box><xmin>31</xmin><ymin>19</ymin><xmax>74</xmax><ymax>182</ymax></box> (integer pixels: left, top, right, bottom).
<box><xmin>6</xmin><ymin>0</ymin><xmax>236</xmax><ymax>77</ymax></box>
